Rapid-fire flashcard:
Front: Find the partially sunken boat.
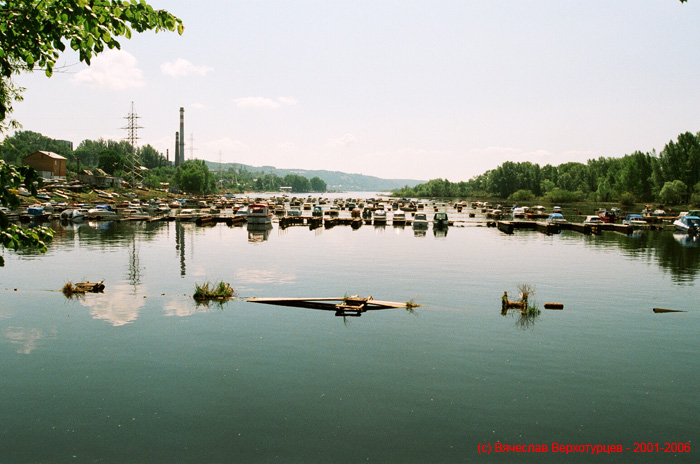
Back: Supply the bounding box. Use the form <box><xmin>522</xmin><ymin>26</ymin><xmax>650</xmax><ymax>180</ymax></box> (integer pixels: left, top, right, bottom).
<box><xmin>248</xmin><ymin>295</ymin><xmax>419</xmax><ymax>317</ymax></box>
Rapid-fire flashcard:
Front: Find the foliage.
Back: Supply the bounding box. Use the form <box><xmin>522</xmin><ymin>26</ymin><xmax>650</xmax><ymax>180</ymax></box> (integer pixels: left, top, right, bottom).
<box><xmin>393</xmin><ymin>131</ymin><xmax>700</xmax><ymax>207</ymax></box>
<box><xmin>0</xmin><ymin>0</ymin><xmax>183</xmax><ymax>130</ymax></box>
<box><xmin>193</xmin><ymin>281</ymin><xmax>236</xmax><ymax>300</ymax></box>
<box><xmin>509</xmin><ymin>189</ymin><xmax>534</xmax><ymax>202</ymax></box>
<box><xmin>175</xmin><ymin>159</ymin><xmax>215</xmax><ymax>194</ymax></box>
<box><xmin>659</xmin><ymin>180</ymin><xmax>688</xmax><ymax>205</ymax></box>
<box><xmin>98</xmin><ymin>149</ymin><xmax>125</xmax><ymax>175</ymax></box>
<box><xmin>310</xmin><ymin>176</ymin><xmax>327</xmax><ymax>192</ymax></box>
<box><xmin>0</xmin><ymin>130</ymin><xmax>72</xmax><ymax>163</ymax></box>
<box><xmin>619</xmin><ymin>192</ymin><xmax>636</xmax><ymax>207</ymax></box>
<box><xmin>0</xmin><ymin>160</ymin><xmax>53</xmax><ymax>266</ymax></box>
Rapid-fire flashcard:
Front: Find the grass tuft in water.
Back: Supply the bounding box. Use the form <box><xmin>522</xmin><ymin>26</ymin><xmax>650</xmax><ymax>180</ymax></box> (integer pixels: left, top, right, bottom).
<box><xmin>193</xmin><ymin>281</ymin><xmax>236</xmax><ymax>301</ymax></box>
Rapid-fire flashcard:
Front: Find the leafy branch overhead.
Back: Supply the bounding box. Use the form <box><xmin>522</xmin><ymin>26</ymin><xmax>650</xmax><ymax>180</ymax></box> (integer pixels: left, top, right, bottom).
<box><xmin>0</xmin><ymin>0</ymin><xmax>184</xmax><ymax>123</ymax></box>
<box><xmin>0</xmin><ymin>160</ymin><xmax>53</xmax><ymax>267</ymax></box>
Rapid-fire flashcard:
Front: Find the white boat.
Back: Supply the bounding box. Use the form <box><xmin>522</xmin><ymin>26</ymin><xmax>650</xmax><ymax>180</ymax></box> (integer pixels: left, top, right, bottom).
<box><xmin>392</xmin><ymin>210</ymin><xmax>406</xmax><ymax>225</ymax></box>
<box><xmin>373</xmin><ymin>209</ymin><xmax>387</xmax><ymax>224</ymax></box>
<box><xmin>512</xmin><ymin>207</ymin><xmax>526</xmax><ymax>219</ymax></box>
<box><xmin>87</xmin><ymin>205</ymin><xmax>117</xmax><ymax>219</ymax></box>
<box><xmin>59</xmin><ymin>208</ymin><xmax>87</xmax><ymax>221</ymax></box>
<box><xmin>176</xmin><ymin>209</ymin><xmax>201</xmax><ymax>221</ymax></box>
<box><xmin>583</xmin><ymin>215</ymin><xmax>604</xmax><ymax>224</ymax></box>
<box><xmin>623</xmin><ymin>214</ymin><xmax>649</xmax><ymax>229</ymax></box>
<box><xmin>546</xmin><ymin>213</ymin><xmax>567</xmax><ymax>224</ymax></box>
<box><xmin>673</xmin><ymin>215</ymin><xmax>700</xmax><ymax>234</ymax></box>
<box><xmin>247</xmin><ymin>203</ymin><xmax>273</xmax><ymax>224</ymax></box>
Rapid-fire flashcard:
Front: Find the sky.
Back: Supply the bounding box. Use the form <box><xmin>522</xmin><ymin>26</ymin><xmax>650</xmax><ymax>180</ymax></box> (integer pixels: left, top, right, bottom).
<box><xmin>9</xmin><ymin>0</ymin><xmax>700</xmax><ymax>182</ymax></box>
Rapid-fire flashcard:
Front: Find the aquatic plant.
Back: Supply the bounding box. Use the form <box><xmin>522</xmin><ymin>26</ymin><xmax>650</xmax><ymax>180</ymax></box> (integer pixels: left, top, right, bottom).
<box><xmin>61</xmin><ymin>282</ymin><xmax>84</xmax><ymax>299</ymax></box>
<box><xmin>193</xmin><ymin>281</ymin><xmax>236</xmax><ymax>301</ymax></box>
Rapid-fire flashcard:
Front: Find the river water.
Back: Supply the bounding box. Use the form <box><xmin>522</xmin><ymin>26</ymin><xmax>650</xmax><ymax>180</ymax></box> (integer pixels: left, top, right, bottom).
<box><xmin>0</xmin><ymin>212</ymin><xmax>698</xmax><ymax>463</ymax></box>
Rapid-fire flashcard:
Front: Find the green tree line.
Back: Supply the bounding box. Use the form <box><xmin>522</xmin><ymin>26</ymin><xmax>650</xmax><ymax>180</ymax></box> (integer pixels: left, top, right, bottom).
<box><xmin>394</xmin><ymin>131</ymin><xmax>700</xmax><ymax>207</ymax></box>
<box><xmin>0</xmin><ymin>130</ymin><xmax>327</xmax><ymax>195</ymax></box>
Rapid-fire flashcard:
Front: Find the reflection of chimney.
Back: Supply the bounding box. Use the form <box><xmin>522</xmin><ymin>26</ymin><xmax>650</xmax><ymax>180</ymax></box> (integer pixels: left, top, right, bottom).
<box><xmin>179</xmin><ymin>107</ymin><xmax>185</xmax><ymax>165</ymax></box>
<box><xmin>174</xmin><ymin>132</ymin><xmax>180</xmax><ymax>167</ymax></box>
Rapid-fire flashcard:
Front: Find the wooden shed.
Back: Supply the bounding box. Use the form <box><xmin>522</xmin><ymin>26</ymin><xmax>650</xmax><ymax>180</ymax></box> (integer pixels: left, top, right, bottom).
<box><xmin>23</xmin><ymin>150</ymin><xmax>67</xmax><ymax>179</ymax></box>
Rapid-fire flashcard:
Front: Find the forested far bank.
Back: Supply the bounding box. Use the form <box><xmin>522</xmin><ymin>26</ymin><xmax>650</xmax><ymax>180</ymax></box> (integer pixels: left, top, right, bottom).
<box><xmin>0</xmin><ymin>130</ymin><xmax>327</xmax><ymax>195</ymax></box>
<box><xmin>394</xmin><ymin>131</ymin><xmax>700</xmax><ymax>207</ymax></box>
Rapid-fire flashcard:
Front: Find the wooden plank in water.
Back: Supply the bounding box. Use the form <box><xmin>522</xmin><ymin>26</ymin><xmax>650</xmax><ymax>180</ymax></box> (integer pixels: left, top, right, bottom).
<box><xmin>653</xmin><ymin>307</ymin><xmax>686</xmax><ymax>313</ymax></box>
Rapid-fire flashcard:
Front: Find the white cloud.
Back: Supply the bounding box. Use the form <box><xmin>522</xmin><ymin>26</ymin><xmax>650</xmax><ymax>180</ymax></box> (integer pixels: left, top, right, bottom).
<box><xmin>234</xmin><ymin>96</ymin><xmax>298</xmax><ymax>109</ymax></box>
<box><xmin>190</xmin><ymin>102</ymin><xmax>206</xmax><ymax>110</ymax></box>
<box><xmin>327</xmin><ymin>133</ymin><xmax>358</xmax><ymax>148</ymax></box>
<box><xmin>160</xmin><ymin>58</ymin><xmax>214</xmax><ymax>77</ymax></box>
<box><xmin>71</xmin><ymin>50</ymin><xmax>144</xmax><ymax>90</ymax></box>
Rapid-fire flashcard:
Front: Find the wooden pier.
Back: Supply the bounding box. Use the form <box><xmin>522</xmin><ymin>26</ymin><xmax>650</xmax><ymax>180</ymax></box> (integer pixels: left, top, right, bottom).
<box><xmin>495</xmin><ymin>220</ymin><xmax>560</xmax><ymax>235</ymax></box>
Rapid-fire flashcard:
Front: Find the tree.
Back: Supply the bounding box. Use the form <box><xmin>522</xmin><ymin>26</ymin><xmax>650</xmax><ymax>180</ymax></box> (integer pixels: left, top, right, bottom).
<box><xmin>98</xmin><ymin>149</ymin><xmax>125</xmax><ymax>175</ymax></box>
<box><xmin>310</xmin><ymin>176</ymin><xmax>327</xmax><ymax>192</ymax></box>
<box><xmin>0</xmin><ymin>0</ymin><xmax>184</xmax><ymax>131</ymax></box>
<box><xmin>659</xmin><ymin>180</ymin><xmax>688</xmax><ymax>206</ymax></box>
<box><xmin>0</xmin><ymin>160</ymin><xmax>53</xmax><ymax>266</ymax></box>
<box><xmin>1</xmin><ymin>130</ymin><xmax>72</xmax><ymax>163</ymax></box>
<box><xmin>175</xmin><ymin>160</ymin><xmax>215</xmax><ymax>194</ymax></box>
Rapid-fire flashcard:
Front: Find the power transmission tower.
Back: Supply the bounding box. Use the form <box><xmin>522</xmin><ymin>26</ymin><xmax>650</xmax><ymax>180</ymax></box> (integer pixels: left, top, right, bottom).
<box><xmin>122</xmin><ymin>101</ymin><xmax>144</xmax><ymax>187</ymax></box>
<box><xmin>188</xmin><ymin>133</ymin><xmax>197</xmax><ymax>160</ymax></box>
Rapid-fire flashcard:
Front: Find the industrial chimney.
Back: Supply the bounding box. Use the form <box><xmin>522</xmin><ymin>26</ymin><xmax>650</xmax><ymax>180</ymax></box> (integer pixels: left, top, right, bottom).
<box><xmin>174</xmin><ymin>132</ymin><xmax>180</xmax><ymax>167</ymax></box>
<box><xmin>179</xmin><ymin>107</ymin><xmax>185</xmax><ymax>165</ymax></box>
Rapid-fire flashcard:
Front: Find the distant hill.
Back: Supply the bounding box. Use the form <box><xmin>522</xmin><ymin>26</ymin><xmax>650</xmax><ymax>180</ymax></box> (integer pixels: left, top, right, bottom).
<box><xmin>204</xmin><ymin>161</ymin><xmax>425</xmax><ymax>192</ymax></box>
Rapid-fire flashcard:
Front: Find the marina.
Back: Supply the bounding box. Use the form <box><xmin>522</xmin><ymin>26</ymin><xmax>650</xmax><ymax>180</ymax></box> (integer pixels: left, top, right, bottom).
<box><xmin>1</xmin><ymin>199</ymin><xmax>698</xmax><ymax>463</ymax></box>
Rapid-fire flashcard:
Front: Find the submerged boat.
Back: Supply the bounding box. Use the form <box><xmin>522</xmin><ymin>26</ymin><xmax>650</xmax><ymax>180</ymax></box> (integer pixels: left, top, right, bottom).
<box><xmin>247</xmin><ymin>203</ymin><xmax>273</xmax><ymax>225</ymax></box>
<box><xmin>673</xmin><ymin>215</ymin><xmax>700</xmax><ymax>234</ymax></box>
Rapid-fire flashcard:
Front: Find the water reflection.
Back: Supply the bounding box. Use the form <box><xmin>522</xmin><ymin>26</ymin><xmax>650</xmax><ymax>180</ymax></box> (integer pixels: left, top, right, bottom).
<box><xmin>163</xmin><ymin>296</ymin><xmax>211</xmax><ymax>317</ymax></box>
<box><xmin>247</xmin><ymin>223</ymin><xmax>272</xmax><ymax>242</ymax></box>
<box><xmin>78</xmin><ymin>284</ymin><xmax>145</xmax><ymax>326</ymax></box>
<box><xmin>5</xmin><ymin>327</ymin><xmax>50</xmax><ymax>354</ymax></box>
<box><xmin>673</xmin><ymin>232</ymin><xmax>699</xmax><ymax>248</ymax></box>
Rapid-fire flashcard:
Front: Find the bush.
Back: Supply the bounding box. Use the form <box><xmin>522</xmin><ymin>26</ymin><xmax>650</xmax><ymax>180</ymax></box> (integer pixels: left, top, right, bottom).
<box><xmin>544</xmin><ymin>188</ymin><xmax>583</xmax><ymax>204</ymax></box>
<box><xmin>659</xmin><ymin>180</ymin><xmax>687</xmax><ymax>206</ymax></box>
<box><xmin>509</xmin><ymin>189</ymin><xmax>535</xmax><ymax>202</ymax></box>
<box><xmin>619</xmin><ymin>192</ymin><xmax>636</xmax><ymax>206</ymax></box>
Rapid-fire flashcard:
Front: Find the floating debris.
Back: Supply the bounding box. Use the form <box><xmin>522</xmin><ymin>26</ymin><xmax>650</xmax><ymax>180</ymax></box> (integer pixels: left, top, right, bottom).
<box><xmin>653</xmin><ymin>308</ymin><xmax>687</xmax><ymax>313</ymax></box>
<box><xmin>544</xmin><ymin>303</ymin><xmax>564</xmax><ymax>310</ymax></box>
<box><xmin>248</xmin><ymin>295</ymin><xmax>420</xmax><ymax>317</ymax></box>
<box><xmin>62</xmin><ymin>280</ymin><xmax>105</xmax><ymax>298</ymax></box>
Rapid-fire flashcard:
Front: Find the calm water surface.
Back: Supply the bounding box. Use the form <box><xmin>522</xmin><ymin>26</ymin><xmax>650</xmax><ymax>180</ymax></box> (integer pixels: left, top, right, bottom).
<box><xmin>1</xmin><ymin>215</ymin><xmax>698</xmax><ymax>463</ymax></box>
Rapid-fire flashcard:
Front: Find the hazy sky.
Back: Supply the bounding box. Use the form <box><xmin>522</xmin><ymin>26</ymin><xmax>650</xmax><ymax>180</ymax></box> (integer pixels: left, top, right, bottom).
<box><xmin>10</xmin><ymin>0</ymin><xmax>700</xmax><ymax>181</ymax></box>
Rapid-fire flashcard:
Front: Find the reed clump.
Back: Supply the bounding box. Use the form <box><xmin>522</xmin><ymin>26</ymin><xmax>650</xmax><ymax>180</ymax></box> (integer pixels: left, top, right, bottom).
<box><xmin>193</xmin><ymin>281</ymin><xmax>236</xmax><ymax>301</ymax></box>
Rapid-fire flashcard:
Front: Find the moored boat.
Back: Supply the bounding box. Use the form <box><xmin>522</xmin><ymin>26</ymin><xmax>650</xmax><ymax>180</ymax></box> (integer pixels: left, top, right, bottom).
<box><xmin>392</xmin><ymin>210</ymin><xmax>406</xmax><ymax>225</ymax></box>
<box><xmin>373</xmin><ymin>209</ymin><xmax>387</xmax><ymax>225</ymax></box>
<box><xmin>433</xmin><ymin>211</ymin><xmax>449</xmax><ymax>228</ymax></box>
<box><xmin>673</xmin><ymin>215</ymin><xmax>700</xmax><ymax>234</ymax></box>
<box><xmin>87</xmin><ymin>204</ymin><xmax>117</xmax><ymax>219</ymax></box>
<box><xmin>247</xmin><ymin>203</ymin><xmax>273</xmax><ymax>225</ymax></box>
